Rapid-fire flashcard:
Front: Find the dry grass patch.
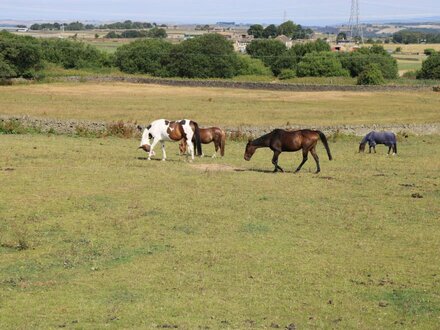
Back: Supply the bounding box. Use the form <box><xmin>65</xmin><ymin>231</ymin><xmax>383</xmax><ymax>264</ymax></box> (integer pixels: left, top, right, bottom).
<box><xmin>1</xmin><ymin>82</ymin><xmax>440</xmax><ymax>127</ymax></box>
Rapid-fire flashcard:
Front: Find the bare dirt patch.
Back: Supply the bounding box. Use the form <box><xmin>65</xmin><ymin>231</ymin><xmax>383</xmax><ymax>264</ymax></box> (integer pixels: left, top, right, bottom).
<box><xmin>190</xmin><ymin>163</ymin><xmax>241</xmax><ymax>172</ymax></box>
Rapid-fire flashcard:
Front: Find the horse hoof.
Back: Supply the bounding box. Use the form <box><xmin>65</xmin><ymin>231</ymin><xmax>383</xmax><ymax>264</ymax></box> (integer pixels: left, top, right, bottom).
<box><xmin>147</xmin><ymin>158</ymin><xmax>151</xmax><ymax>161</ymax></box>
<box><xmin>161</xmin><ymin>159</ymin><xmax>166</xmax><ymax>162</ymax></box>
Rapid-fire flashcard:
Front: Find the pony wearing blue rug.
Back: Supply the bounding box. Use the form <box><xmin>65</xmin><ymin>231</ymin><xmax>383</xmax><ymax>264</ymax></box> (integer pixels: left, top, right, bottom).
<box><xmin>359</xmin><ymin>131</ymin><xmax>397</xmax><ymax>155</ymax></box>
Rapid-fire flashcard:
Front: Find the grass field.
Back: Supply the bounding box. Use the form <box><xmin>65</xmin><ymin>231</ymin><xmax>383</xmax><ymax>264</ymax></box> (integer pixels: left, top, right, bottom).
<box><xmin>1</xmin><ymin>82</ymin><xmax>440</xmax><ymax>127</ymax></box>
<box><xmin>1</xmin><ymin>133</ymin><xmax>439</xmax><ymax>329</ymax></box>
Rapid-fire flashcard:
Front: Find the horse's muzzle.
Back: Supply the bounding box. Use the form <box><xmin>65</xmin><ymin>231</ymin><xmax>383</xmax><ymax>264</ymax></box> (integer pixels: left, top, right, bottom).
<box><xmin>139</xmin><ymin>144</ymin><xmax>151</xmax><ymax>153</ymax></box>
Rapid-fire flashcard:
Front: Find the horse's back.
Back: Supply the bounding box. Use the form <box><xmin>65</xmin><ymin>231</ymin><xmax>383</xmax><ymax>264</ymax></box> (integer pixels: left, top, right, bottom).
<box><xmin>373</xmin><ymin>131</ymin><xmax>396</xmax><ymax>144</ymax></box>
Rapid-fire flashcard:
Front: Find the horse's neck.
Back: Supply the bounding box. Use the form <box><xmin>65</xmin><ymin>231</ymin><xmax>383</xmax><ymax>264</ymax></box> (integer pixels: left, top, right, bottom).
<box><xmin>140</xmin><ymin>128</ymin><xmax>151</xmax><ymax>146</ymax></box>
<box><xmin>252</xmin><ymin>133</ymin><xmax>272</xmax><ymax>148</ymax></box>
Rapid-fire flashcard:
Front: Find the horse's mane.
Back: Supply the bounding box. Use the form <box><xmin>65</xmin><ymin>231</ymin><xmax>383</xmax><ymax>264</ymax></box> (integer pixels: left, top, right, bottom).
<box><xmin>251</xmin><ymin>131</ymin><xmax>274</xmax><ymax>146</ymax></box>
<box><xmin>360</xmin><ymin>131</ymin><xmax>373</xmax><ymax>144</ymax></box>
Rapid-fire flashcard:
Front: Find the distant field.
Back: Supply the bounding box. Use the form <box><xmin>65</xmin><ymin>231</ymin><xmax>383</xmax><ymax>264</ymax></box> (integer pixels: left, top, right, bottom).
<box><xmin>1</xmin><ymin>133</ymin><xmax>439</xmax><ymax>329</ymax></box>
<box><xmin>1</xmin><ymin>82</ymin><xmax>440</xmax><ymax>127</ymax></box>
<box><xmin>383</xmin><ymin>43</ymin><xmax>440</xmax><ymax>54</ymax></box>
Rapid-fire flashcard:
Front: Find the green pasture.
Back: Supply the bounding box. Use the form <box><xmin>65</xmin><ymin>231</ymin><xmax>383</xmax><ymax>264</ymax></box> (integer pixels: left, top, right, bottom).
<box><xmin>1</xmin><ymin>133</ymin><xmax>439</xmax><ymax>329</ymax></box>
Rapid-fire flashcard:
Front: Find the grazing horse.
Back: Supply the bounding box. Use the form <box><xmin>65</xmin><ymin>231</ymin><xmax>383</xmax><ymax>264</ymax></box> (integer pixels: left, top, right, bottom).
<box><xmin>244</xmin><ymin>129</ymin><xmax>333</xmax><ymax>173</ymax></box>
<box><xmin>359</xmin><ymin>131</ymin><xmax>397</xmax><ymax>155</ymax></box>
<box><xmin>138</xmin><ymin>119</ymin><xmax>202</xmax><ymax>161</ymax></box>
<box><xmin>179</xmin><ymin>127</ymin><xmax>226</xmax><ymax>158</ymax></box>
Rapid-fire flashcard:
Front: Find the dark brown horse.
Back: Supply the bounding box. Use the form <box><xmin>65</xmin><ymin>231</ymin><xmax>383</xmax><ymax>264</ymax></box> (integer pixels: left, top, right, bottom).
<box><xmin>244</xmin><ymin>129</ymin><xmax>333</xmax><ymax>173</ymax></box>
<box><xmin>179</xmin><ymin>127</ymin><xmax>226</xmax><ymax>158</ymax></box>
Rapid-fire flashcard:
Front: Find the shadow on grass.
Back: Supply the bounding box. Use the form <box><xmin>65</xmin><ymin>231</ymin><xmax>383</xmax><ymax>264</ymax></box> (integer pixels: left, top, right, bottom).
<box><xmin>136</xmin><ymin>157</ymin><xmax>182</xmax><ymax>163</ymax></box>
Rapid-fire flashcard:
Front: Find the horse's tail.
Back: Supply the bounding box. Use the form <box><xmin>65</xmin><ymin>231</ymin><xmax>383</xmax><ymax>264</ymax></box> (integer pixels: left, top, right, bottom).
<box><xmin>317</xmin><ymin>131</ymin><xmax>333</xmax><ymax>160</ymax></box>
<box><xmin>220</xmin><ymin>129</ymin><xmax>226</xmax><ymax>157</ymax></box>
<box><xmin>192</xmin><ymin>121</ymin><xmax>203</xmax><ymax>156</ymax></box>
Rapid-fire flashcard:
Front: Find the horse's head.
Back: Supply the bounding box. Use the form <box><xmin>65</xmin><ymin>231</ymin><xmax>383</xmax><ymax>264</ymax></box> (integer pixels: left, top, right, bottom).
<box><xmin>244</xmin><ymin>139</ymin><xmax>256</xmax><ymax>161</ymax></box>
<box><xmin>138</xmin><ymin>144</ymin><xmax>156</xmax><ymax>156</ymax></box>
<box><xmin>359</xmin><ymin>143</ymin><xmax>366</xmax><ymax>153</ymax></box>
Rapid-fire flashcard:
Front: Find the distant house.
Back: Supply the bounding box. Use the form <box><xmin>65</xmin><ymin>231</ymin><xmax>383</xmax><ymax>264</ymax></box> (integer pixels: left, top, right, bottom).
<box><xmin>16</xmin><ymin>28</ymin><xmax>29</xmax><ymax>32</ymax></box>
<box><xmin>331</xmin><ymin>45</ymin><xmax>360</xmax><ymax>52</ymax></box>
<box><xmin>275</xmin><ymin>35</ymin><xmax>293</xmax><ymax>49</ymax></box>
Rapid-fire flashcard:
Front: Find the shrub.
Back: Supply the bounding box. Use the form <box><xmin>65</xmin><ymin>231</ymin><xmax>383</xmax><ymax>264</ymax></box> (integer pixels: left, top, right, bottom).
<box><xmin>297</xmin><ymin>52</ymin><xmax>349</xmax><ymax>77</ymax></box>
<box><xmin>278</xmin><ymin>69</ymin><xmax>297</xmax><ymax>80</ymax></box>
<box><xmin>106</xmin><ymin>121</ymin><xmax>138</xmax><ymax>138</ymax></box>
<box><xmin>40</xmin><ymin>39</ymin><xmax>110</xmax><ymax>69</ymax></box>
<box><xmin>402</xmin><ymin>70</ymin><xmax>417</xmax><ymax>79</ymax></box>
<box><xmin>237</xmin><ymin>55</ymin><xmax>272</xmax><ymax>76</ymax></box>
<box><xmin>105</xmin><ymin>31</ymin><xmax>119</xmax><ymax>39</ymax></box>
<box><xmin>357</xmin><ymin>64</ymin><xmax>385</xmax><ymax>85</ymax></box>
<box><xmin>0</xmin><ymin>55</ymin><xmax>16</xmax><ymax>79</ymax></box>
<box><xmin>424</xmin><ymin>48</ymin><xmax>436</xmax><ymax>56</ymax></box>
<box><xmin>167</xmin><ymin>34</ymin><xmax>241</xmax><ymax>78</ymax></box>
<box><xmin>417</xmin><ymin>53</ymin><xmax>440</xmax><ymax>80</ymax></box>
<box><xmin>114</xmin><ymin>39</ymin><xmax>172</xmax><ymax>76</ymax></box>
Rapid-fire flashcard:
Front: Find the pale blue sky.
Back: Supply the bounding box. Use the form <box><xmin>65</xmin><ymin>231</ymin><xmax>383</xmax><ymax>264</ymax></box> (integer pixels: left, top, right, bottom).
<box><xmin>1</xmin><ymin>0</ymin><xmax>439</xmax><ymax>25</ymax></box>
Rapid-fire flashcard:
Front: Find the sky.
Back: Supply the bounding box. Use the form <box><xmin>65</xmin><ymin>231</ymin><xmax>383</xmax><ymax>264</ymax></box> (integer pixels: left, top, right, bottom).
<box><xmin>1</xmin><ymin>0</ymin><xmax>439</xmax><ymax>25</ymax></box>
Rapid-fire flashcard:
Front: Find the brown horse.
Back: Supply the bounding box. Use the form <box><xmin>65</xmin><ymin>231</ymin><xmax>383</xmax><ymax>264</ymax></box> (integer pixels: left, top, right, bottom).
<box><xmin>179</xmin><ymin>127</ymin><xmax>226</xmax><ymax>158</ymax></box>
<box><xmin>244</xmin><ymin>129</ymin><xmax>333</xmax><ymax>173</ymax></box>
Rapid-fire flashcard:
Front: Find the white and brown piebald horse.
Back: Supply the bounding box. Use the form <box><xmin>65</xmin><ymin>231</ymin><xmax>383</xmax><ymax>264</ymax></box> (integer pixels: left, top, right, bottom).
<box><xmin>138</xmin><ymin>119</ymin><xmax>202</xmax><ymax>161</ymax></box>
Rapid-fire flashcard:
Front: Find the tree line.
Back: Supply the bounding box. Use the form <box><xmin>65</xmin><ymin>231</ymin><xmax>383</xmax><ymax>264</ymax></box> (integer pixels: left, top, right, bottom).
<box><xmin>104</xmin><ymin>28</ymin><xmax>167</xmax><ymax>39</ymax></box>
<box><xmin>29</xmin><ymin>20</ymin><xmax>166</xmax><ymax>31</ymax></box>
<box><xmin>1</xmin><ymin>30</ymin><xmax>439</xmax><ymax>83</ymax></box>
<box><xmin>393</xmin><ymin>30</ymin><xmax>440</xmax><ymax>44</ymax></box>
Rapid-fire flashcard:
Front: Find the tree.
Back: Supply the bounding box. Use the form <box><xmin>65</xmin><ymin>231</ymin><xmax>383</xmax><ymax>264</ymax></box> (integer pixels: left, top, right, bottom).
<box><xmin>0</xmin><ymin>31</ymin><xmax>42</xmax><ymax>76</ymax></box>
<box><xmin>147</xmin><ymin>27</ymin><xmax>167</xmax><ymax>39</ymax></box>
<box><xmin>277</xmin><ymin>21</ymin><xmax>299</xmax><ymax>38</ymax></box>
<box><xmin>336</xmin><ymin>32</ymin><xmax>347</xmax><ymax>43</ymax></box>
<box><xmin>417</xmin><ymin>53</ymin><xmax>440</xmax><ymax>79</ymax></box>
<box><xmin>263</xmin><ymin>24</ymin><xmax>278</xmax><ymax>38</ymax></box>
<box><xmin>247</xmin><ymin>24</ymin><xmax>264</xmax><ymax>38</ymax></box>
<box><xmin>167</xmin><ymin>34</ymin><xmax>241</xmax><ymax>78</ymax></box>
<box><xmin>297</xmin><ymin>52</ymin><xmax>348</xmax><ymax>77</ymax></box>
<box><xmin>114</xmin><ymin>39</ymin><xmax>172</xmax><ymax>76</ymax></box>
<box><xmin>246</xmin><ymin>39</ymin><xmax>287</xmax><ymax>68</ymax></box>
<box><xmin>357</xmin><ymin>64</ymin><xmax>385</xmax><ymax>85</ymax></box>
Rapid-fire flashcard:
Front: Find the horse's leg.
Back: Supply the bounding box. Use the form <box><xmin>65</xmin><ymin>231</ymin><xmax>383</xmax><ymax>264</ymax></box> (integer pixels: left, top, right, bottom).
<box><xmin>148</xmin><ymin>138</ymin><xmax>160</xmax><ymax>160</ymax></box>
<box><xmin>373</xmin><ymin>146</ymin><xmax>376</xmax><ymax>153</ymax></box>
<box><xmin>310</xmin><ymin>147</ymin><xmax>320</xmax><ymax>173</ymax></box>
<box><xmin>369</xmin><ymin>145</ymin><xmax>372</xmax><ymax>154</ymax></box>
<box><xmin>295</xmin><ymin>149</ymin><xmax>308</xmax><ymax>173</ymax></box>
<box><xmin>187</xmin><ymin>140</ymin><xmax>195</xmax><ymax>161</ymax></box>
<box><xmin>212</xmin><ymin>139</ymin><xmax>219</xmax><ymax>158</ymax></box>
<box><xmin>272</xmin><ymin>150</ymin><xmax>283</xmax><ymax>173</ymax></box>
<box><xmin>393</xmin><ymin>143</ymin><xmax>397</xmax><ymax>155</ymax></box>
<box><xmin>387</xmin><ymin>145</ymin><xmax>392</xmax><ymax>155</ymax></box>
<box><xmin>161</xmin><ymin>143</ymin><xmax>166</xmax><ymax>161</ymax></box>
